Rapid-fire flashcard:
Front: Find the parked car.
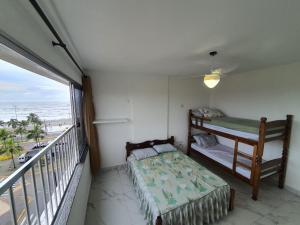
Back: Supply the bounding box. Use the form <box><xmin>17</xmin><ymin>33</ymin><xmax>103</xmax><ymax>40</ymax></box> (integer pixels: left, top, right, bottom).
<box><xmin>18</xmin><ymin>153</ymin><xmax>28</xmax><ymax>163</ymax></box>
<box><xmin>18</xmin><ymin>150</ymin><xmax>39</xmax><ymax>163</ymax></box>
<box><xmin>32</xmin><ymin>142</ymin><xmax>48</xmax><ymax>150</ymax></box>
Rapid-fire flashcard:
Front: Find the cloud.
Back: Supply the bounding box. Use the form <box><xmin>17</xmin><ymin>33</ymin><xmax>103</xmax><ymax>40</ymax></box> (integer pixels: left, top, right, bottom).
<box><xmin>37</xmin><ymin>84</ymin><xmax>67</xmax><ymax>91</ymax></box>
<box><xmin>0</xmin><ymin>82</ymin><xmax>25</xmax><ymax>91</ymax></box>
<box><xmin>0</xmin><ymin>59</ymin><xmax>70</xmax><ymax>103</ymax></box>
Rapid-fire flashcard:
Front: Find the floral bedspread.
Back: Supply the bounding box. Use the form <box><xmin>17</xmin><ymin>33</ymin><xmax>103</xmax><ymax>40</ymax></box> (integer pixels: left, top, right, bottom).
<box><xmin>128</xmin><ymin>151</ymin><xmax>230</xmax><ymax>225</ymax></box>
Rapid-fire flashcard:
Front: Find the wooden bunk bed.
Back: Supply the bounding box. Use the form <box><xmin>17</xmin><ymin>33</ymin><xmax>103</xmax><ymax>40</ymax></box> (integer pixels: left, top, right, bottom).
<box><xmin>187</xmin><ymin>109</ymin><xmax>293</xmax><ymax>200</ymax></box>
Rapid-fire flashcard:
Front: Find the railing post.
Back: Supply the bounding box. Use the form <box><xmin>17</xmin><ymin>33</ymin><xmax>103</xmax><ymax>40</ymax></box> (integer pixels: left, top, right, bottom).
<box><xmin>8</xmin><ymin>187</ymin><xmax>17</xmax><ymax>225</ymax></box>
<box><xmin>21</xmin><ymin>175</ymin><xmax>32</xmax><ymax>225</ymax></box>
<box><xmin>45</xmin><ymin>153</ymin><xmax>54</xmax><ymax>217</ymax></box>
<box><xmin>31</xmin><ymin>167</ymin><xmax>41</xmax><ymax>225</ymax></box>
<box><xmin>39</xmin><ymin>159</ymin><xmax>49</xmax><ymax>225</ymax></box>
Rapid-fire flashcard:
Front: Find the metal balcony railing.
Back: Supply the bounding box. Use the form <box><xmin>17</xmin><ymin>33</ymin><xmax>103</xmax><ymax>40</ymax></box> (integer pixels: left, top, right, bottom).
<box><xmin>0</xmin><ymin>125</ymin><xmax>79</xmax><ymax>225</ymax></box>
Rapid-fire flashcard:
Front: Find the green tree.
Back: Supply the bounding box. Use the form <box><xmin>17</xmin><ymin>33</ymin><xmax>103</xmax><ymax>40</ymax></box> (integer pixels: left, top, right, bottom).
<box><xmin>4</xmin><ymin>138</ymin><xmax>22</xmax><ymax>169</ymax></box>
<box><xmin>27</xmin><ymin>124</ymin><xmax>45</xmax><ymax>146</ymax></box>
<box><xmin>15</xmin><ymin>120</ymin><xmax>28</xmax><ymax>142</ymax></box>
<box><xmin>27</xmin><ymin>113</ymin><xmax>42</xmax><ymax>125</ymax></box>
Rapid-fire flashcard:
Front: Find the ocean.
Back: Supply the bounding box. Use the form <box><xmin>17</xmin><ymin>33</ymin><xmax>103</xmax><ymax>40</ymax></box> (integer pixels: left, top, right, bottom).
<box><xmin>0</xmin><ymin>101</ymin><xmax>72</xmax><ymax>122</ymax></box>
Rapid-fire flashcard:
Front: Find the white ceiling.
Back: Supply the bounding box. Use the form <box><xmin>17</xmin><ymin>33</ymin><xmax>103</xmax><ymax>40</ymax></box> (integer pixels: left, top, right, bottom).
<box><xmin>43</xmin><ymin>0</ymin><xmax>300</xmax><ymax>76</ymax></box>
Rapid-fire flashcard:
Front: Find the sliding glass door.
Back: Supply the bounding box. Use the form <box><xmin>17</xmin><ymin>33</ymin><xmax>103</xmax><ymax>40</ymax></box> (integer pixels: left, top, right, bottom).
<box><xmin>70</xmin><ymin>83</ymin><xmax>87</xmax><ymax>162</ymax></box>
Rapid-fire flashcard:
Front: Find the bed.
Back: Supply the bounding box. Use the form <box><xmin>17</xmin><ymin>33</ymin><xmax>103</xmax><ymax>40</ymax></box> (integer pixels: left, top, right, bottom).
<box><xmin>126</xmin><ymin>137</ymin><xmax>235</xmax><ymax>225</ymax></box>
<box><xmin>188</xmin><ymin>109</ymin><xmax>293</xmax><ymax>200</ymax></box>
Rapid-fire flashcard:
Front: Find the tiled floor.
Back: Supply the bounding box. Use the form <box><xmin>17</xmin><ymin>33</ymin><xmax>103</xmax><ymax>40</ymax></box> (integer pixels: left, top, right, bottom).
<box><xmin>85</xmin><ymin>161</ymin><xmax>300</xmax><ymax>225</ymax></box>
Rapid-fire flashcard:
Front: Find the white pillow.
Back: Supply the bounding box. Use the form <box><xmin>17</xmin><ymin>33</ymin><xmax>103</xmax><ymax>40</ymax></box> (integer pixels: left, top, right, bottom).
<box><xmin>153</xmin><ymin>144</ymin><xmax>177</xmax><ymax>153</ymax></box>
<box><xmin>131</xmin><ymin>148</ymin><xmax>158</xmax><ymax>160</ymax></box>
<box><xmin>193</xmin><ymin>135</ymin><xmax>203</xmax><ymax>146</ymax></box>
<box><xmin>193</xmin><ymin>134</ymin><xmax>218</xmax><ymax>148</ymax></box>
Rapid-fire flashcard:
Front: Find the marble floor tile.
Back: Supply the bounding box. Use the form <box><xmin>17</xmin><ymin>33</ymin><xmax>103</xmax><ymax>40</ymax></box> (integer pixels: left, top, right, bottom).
<box><xmin>85</xmin><ymin>165</ymin><xmax>300</xmax><ymax>225</ymax></box>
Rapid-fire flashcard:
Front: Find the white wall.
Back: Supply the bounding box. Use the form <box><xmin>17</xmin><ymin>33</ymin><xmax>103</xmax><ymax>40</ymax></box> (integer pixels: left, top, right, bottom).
<box><xmin>91</xmin><ymin>73</ymin><xmax>168</xmax><ymax>168</ymax></box>
<box><xmin>210</xmin><ymin>62</ymin><xmax>300</xmax><ymax>193</ymax></box>
<box><xmin>0</xmin><ymin>0</ymin><xmax>81</xmax><ymax>83</ymax></box>
<box><xmin>168</xmin><ymin>77</ymin><xmax>210</xmax><ymax>151</ymax></box>
<box><xmin>67</xmin><ymin>153</ymin><xmax>92</xmax><ymax>225</ymax></box>
<box><xmin>90</xmin><ymin>73</ymin><xmax>209</xmax><ymax>168</ymax></box>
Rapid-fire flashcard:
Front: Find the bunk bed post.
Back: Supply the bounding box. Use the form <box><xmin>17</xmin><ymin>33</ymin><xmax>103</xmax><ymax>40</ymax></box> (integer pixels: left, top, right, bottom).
<box><xmin>252</xmin><ymin>117</ymin><xmax>267</xmax><ymax>200</ymax></box>
<box><xmin>250</xmin><ymin>145</ymin><xmax>258</xmax><ymax>184</ymax></box>
<box><xmin>156</xmin><ymin>216</ymin><xmax>162</xmax><ymax>225</ymax></box>
<box><xmin>232</xmin><ymin>139</ymin><xmax>238</xmax><ymax>174</ymax></box>
<box><xmin>278</xmin><ymin>114</ymin><xmax>293</xmax><ymax>189</ymax></box>
<box><xmin>187</xmin><ymin>109</ymin><xmax>192</xmax><ymax>156</ymax></box>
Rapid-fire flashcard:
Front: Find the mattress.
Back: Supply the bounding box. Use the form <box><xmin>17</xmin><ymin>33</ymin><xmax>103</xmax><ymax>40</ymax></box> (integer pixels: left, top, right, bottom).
<box><xmin>191</xmin><ymin>143</ymin><xmax>266</xmax><ymax>179</ymax></box>
<box><xmin>206</xmin><ymin>117</ymin><xmax>260</xmax><ymax>134</ymax></box>
<box><xmin>127</xmin><ymin>151</ymin><xmax>230</xmax><ymax>225</ymax></box>
<box><xmin>192</xmin><ymin>117</ymin><xmax>260</xmax><ymax>140</ymax></box>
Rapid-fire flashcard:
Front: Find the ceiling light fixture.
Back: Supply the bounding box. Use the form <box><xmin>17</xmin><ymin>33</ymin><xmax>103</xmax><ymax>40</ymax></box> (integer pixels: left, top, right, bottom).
<box><xmin>203</xmin><ymin>51</ymin><xmax>220</xmax><ymax>88</ymax></box>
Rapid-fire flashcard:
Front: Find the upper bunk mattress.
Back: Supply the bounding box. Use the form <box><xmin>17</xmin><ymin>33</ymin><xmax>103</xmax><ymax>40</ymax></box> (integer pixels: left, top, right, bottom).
<box><xmin>192</xmin><ymin>117</ymin><xmax>260</xmax><ymax>140</ymax></box>
<box><xmin>206</xmin><ymin>117</ymin><xmax>260</xmax><ymax>134</ymax></box>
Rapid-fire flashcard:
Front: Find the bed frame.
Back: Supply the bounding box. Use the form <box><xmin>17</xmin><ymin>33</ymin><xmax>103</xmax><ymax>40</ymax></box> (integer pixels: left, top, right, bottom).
<box><xmin>126</xmin><ymin>136</ymin><xmax>235</xmax><ymax>225</ymax></box>
<box><xmin>187</xmin><ymin>109</ymin><xmax>293</xmax><ymax>200</ymax></box>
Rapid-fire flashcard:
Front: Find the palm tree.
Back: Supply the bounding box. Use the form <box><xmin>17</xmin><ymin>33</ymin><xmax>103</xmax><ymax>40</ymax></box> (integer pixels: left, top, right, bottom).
<box><xmin>0</xmin><ymin>128</ymin><xmax>10</xmax><ymax>154</ymax></box>
<box><xmin>0</xmin><ymin>120</ymin><xmax>5</xmax><ymax>127</ymax></box>
<box><xmin>27</xmin><ymin>124</ymin><xmax>45</xmax><ymax>146</ymax></box>
<box><xmin>15</xmin><ymin>127</ymin><xmax>27</xmax><ymax>142</ymax></box>
<box><xmin>15</xmin><ymin>120</ymin><xmax>28</xmax><ymax>142</ymax></box>
<box><xmin>27</xmin><ymin>113</ymin><xmax>42</xmax><ymax>125</ymax></box>
<box><xmin>7</xmin><ymin>118</ymin><xmax>19</xmax><ymax>129</ymax></box>
<box><xmin>4</xmin><ymin>138</ymin><xmax>22</xmax><ymax>169</ymax></box>
<box><xmin>0</xmin><ymin>128</ymin><xmax>9</xmax><ymax>140</ymax></box>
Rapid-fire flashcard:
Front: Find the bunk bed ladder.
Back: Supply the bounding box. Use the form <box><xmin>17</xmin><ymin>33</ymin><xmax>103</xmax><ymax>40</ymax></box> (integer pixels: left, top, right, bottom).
<box><xmin>233</xmin><ymin>139</ymin><xmax>256</xmax><ymax>183</ymax></box>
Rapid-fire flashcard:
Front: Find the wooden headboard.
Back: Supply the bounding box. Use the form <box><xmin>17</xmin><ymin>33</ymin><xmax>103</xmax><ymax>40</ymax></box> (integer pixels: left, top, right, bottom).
<box><xmin>126</xmin><ymin>136</ymin><xmax>175</xmax><ymax>158</ymax></box>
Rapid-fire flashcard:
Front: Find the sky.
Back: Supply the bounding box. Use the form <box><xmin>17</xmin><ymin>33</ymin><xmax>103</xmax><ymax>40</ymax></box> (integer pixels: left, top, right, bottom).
<box><xmin>0</xmin><ymin>59</ymin><xmax>70</xmax><ymax>103</ymax></box>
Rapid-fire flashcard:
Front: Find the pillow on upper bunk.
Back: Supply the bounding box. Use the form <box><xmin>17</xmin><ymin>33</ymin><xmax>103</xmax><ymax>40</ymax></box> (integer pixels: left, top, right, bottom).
<box><xmin>131</xmin><ymin>148</ymin><xmax>158</xmax><ymax>160</ymax></box>
<box><xmin>193</xmin><ymin>134</ymin><xmax>218</xmax><ymax>148</ymax></box>
<box><xmin>153</xmin><ymin>143</ymin><xmax>177</xmax><ymax>153</ymax></box>
<box><xmin>198</xmin><ymin>107</ymin><xmax>225</xmax><ymax>118</ymax></box>
<box><xmin>192</xmin><ymin>109</ymin><xmax>204</xmax><ymax>117</ymax></box>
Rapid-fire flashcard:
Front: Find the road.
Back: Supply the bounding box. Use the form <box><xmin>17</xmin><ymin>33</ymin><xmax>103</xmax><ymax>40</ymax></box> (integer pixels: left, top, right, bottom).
<box><xmin>0</xmin><ymin>161</ymin><xmax>69</xmax><ymax>225</ymax></box>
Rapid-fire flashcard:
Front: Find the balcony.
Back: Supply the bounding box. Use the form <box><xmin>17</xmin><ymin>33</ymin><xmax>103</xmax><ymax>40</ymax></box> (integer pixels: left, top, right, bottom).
<box><xmin>0</xmin><ymin>125</ymin><xmax>85</xmax><ymax>225</ymax></box>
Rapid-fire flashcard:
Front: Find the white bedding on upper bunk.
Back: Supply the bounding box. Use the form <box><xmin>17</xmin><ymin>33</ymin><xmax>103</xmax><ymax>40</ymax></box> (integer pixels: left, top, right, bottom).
<box><xmin>191</xmin><ymin>143</ymin><xmax>265</xmax><ymax>179</ymax></box>
<box><xmin>192</xmin><ymin>120</ymin><xmax>259</xmax><ymax>140</ymax></box>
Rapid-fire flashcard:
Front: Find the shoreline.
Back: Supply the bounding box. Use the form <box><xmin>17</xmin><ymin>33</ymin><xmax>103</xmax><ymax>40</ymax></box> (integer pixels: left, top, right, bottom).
<box><xmin>1</xmin><ymin>118</ymin><xmax>72</xmax><ymax>133</ymax></box>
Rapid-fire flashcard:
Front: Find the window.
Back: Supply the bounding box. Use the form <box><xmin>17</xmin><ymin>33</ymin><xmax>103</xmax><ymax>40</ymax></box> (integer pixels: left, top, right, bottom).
<box><xmin>0</xmin><ymin>34</ymin><xmax>86</xmax><ymax>225</ymax></box>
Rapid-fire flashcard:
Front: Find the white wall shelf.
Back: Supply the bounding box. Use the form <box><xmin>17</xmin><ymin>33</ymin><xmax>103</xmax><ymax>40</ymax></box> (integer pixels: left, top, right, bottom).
<box><xmin>93</xmin><ymin>118</ymin><xmax>130</xmax><ymax>124</ymax></box>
